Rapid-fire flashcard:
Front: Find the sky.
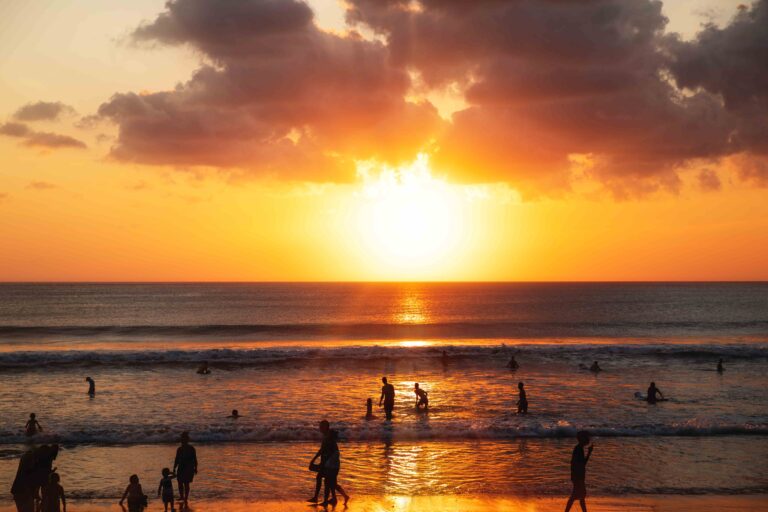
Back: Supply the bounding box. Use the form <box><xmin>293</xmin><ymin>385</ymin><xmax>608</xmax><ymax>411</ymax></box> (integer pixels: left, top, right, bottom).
<box><xmin>0</xmin><ymin>0</ymin><xmax>766</xmax><ymax>281</ymax></box>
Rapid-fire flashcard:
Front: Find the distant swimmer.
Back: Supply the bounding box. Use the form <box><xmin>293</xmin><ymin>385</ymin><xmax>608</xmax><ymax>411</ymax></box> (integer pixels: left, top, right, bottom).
<box><xmin>517</xmin><ymin>382</ymin><xmax>528</xmax><ymax>414</ymax></box>
<box><xmin>379</xmin><ymin>377</ymin><xmax>395</xmax><ymax>421</ymax></box>
<box><xmin>589</xmin><ymin>361</ymin><xmax>602</xmax><ymax>373</ymax></box>
<box><xmin>25</xmin><ymin>413</ymin><xmax>42</xmax><ymax>437</ymax></box>
<box><xmin>365</xmin><ymin>398</ymin><xmax>376</xmax><ymax>420</ymax></box>
<box><xmin>85</xmin><ymin>376</ymin><xmax>95</xmax><ymax>395</ymax></box>
<box><xmin>228</xmin><ymin>409</ymin><xmax>240</xmax><ymax>419</ymax></box>
<box><xmin>717</xmin><ymin>359</ymin><xmax>724</xmax><ymax>373</ymax></box>
<box><xmin>506</xmin><ymin>356</ymin><xmax>519</xmax><ymax>370</ymax></box>
<box><xmin>646</xmin><ymin>382</ymin><xmax>664</xmax><ymax>404</ymax></box>
<box><xmin>196</xmin><ymin>361</ymin><xmax>211</xmax><ymax>375</ymax></box>
<box><xmin>414</xmin><ymin>383</ymin><xmax>429</xmax><ymax>410</ymax></box>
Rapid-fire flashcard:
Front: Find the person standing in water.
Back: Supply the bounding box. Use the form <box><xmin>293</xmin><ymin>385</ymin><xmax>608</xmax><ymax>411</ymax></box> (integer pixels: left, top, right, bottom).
<box><xmin>717</xmin><ymin>359</ymin><xmax>724</xmax><ymax>373</ymax></box>
<box><xmin>157</xmin><ymin>468</ymin><xmax>176</xmax><ymax>512</ymax></box>
<box><xmin>24</xmin><ymin>413</ymin><xmax>42</xmax><ymax>437</ymax></box>
<box><xmin>119</xmin><ymin>474</ymin><xmax>145</xmax><ymax>512</ymax></box>
<box><xmin>414</xmin><ymin>383</ymin><xmax>429</xmax><ymax>410</ymax></box>
<box><xmin>564</xmin><ymin>431</ymin><xmax>593</xmax><ymax>512</ymax></box>
<box><xmin>173</xmin><ymin>431</ymin><xmax>197</xmax><ymax>507</ymax></box>
<box><xmin>40</xmin><ymin>472</ymin><xmax>66</xmax><ymax>512</ymax></box>
<box><xmin>307</xmin><ymin>421</ymin><xmax>349</xmax><ymax>506</ymax></box>
<box><xmin>228</xmin><ymin>409</ymin><xmax>240</xmax><ymax>419</ymax></box>
<box><xmin>85</xmin><ymin>377</ymin><xmax>95</xmax><ymax>396</ymax></box>
<box><xmin>647</xmin><ymin>382</ymin><xmax>664</xmax><ymax>404</ymax></box>
<box><xmin>517</xmin><ymin>382</ymin><xmax>528</xmax><ymax>414</ymax></box>
<box><xmin>379</xmin><ymin>377</ymin><xmax>396</xmax><ymax>421</ymax></box>
<box><xmin>196</xmin><ymin>361</ymin><xmax>210</xmax><ymax>375</ymax></box>
<box><xmin>506</xmin><ymin>356</ymin><xmax>519</xmax><ymax>370</ymax></box>
<box><xmin>589</xmin><ymin>361</ymin><xmax>601</xmax><ymax>373</ymax></box>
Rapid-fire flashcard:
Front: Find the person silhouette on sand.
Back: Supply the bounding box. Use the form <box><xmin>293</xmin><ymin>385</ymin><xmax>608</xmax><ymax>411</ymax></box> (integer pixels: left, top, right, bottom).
<box><xmin>157</xmin><ymin>468</ymin><xmax>176</xmax><ymax>512</ymax></box>
<box><xmin>85</xmin><ymin>377</ymin><xmax>95</xmax><ymax>396</ymax></box>
<box><xmin>119</xmin><ymin>474</ymin><xmax>146</xmax><ymax>512</ymax></box>
<box><xmin>647</xmin><ymin>382</ymin><xmax>664</xmax><ymax>404</ymax></box>
<box><xmin>379</xmin><ymin>377</ymin><xmax>395</xmax><ymax>421</ymax></box>
<box><xmin>11</xmin><ymin>447</ymin><xmax>37</xmax><ymax>512</ymax></box>
<box><xmin>564</xmin><ymin>430</ymin><xmax>593</xmax><ymax>512</ymax></box>
<box><xmin>173</xmin><ymin>431</ymin><xmax>197</xmax><ymax>507</ymax></box>
<box><xmin>517</xmin><ymin>382</ymin><xmax>528</xmax><ymax>414</ymax></box>
<box><xmin>40</xmin><ymin>472</ymin><xmax>66</xmax><ymax>512</ymax></box>
<box><xmin>307</xmin><ymin>421</ymin><xmax>349</xmax><ymax>506</ymax></box>
<box><xmin>25</xmin><ymin>413</ymin><xmax>42</xmax><ymax>437</ymax></box>
<box><xmin>414</xmin><ymin>383</ymin><xmax>429</xmax><ymax>410</ymax></box>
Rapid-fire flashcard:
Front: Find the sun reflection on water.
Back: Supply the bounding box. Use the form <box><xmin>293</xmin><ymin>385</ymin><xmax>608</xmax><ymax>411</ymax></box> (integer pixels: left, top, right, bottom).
<box><xmin>394</xmin><ymin>291</ymin><xmax>430</xmax><ymax>324</ymax></box>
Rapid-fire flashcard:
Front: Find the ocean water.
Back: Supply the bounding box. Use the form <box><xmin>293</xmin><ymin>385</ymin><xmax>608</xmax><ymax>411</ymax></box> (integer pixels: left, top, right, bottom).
<box><xmin>0</xmin><ymin>283</ymin><xmax>767</xmax><ymax>500</ymax></box>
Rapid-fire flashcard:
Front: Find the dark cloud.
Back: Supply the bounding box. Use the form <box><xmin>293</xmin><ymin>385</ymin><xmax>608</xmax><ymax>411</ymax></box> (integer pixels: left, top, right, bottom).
<box><xmin>0</xmin><ymin>121</ymin><xmax>87</xmax><ymax>149</ymax></box>
<box><xmin>697</xmin><ymin>168</ymin><xmax>722</xmax><ymax>191</ymax></box>
<box><xmin>92</xmin><ymin>0</ymin><xmax>768</xmax><ymax>193</ymax></box>
<box><xmin>26</xmin><ymin>181</ymin><xmax>57</xmax><ymax>190</ymax></box>
<box><xmin>13</xmin><ymin>101</ymin><xmax>76</xmax><ymax>122</ymax></box>
<box><xmin>98</xmin><ymin>0</ymin><xmax>441</xmax><ymax>180</ymax></box>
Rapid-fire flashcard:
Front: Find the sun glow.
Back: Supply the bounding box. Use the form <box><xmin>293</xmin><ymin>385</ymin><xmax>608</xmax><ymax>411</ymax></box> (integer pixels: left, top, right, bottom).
<box><xmin>355</xmin><ymin>154</ymin><xmax>466</xmax><ymax>275</ymax></box>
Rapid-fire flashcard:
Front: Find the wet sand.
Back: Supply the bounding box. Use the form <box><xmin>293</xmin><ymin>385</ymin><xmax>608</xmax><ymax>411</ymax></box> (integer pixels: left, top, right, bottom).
<box><xmin>1</xmin><ymin>495</ymin><xmax>766</xmax><ymax>511</ymax></box>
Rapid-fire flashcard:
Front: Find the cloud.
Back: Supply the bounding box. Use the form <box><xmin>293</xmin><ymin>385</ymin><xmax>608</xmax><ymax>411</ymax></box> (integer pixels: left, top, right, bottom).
<box><xmin>0</xmin><ymin>121</ymin><xmax>86</xmax><ymax>149</ymax></box>
<box><xmin>13</xmin><ymin>101</ymin><xmax>76</xmax><ymax>122</ymax></box>
<box><xmin>98</xmin><ymin>0</ymin><xmax>441</xmax><ymax>180</ymax></box>
<box><xmin>697</xmin><ymin>168</ymin><xmax>722</xmax><ymax>191</ymax></box>
<box><xmin>26</xmin><ymin>181</ymin><xmax>57</xmax><ymax>190</ymax></box>
<box><xmin>92</xmin><ymin>0</ymin><xmax>768</xmax><ymax>194</ymax></box>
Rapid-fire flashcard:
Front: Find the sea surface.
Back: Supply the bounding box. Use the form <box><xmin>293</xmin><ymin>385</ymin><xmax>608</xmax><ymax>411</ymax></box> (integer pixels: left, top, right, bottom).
<box><xmin>0</xmin><ymin>282</ymin><xmax>767</xmax><ymax>501</ymax></box>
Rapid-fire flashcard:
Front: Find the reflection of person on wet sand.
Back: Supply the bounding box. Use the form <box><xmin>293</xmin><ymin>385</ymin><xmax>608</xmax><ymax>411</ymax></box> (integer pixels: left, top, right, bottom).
<box><xmin>25</xmin><ymin>413</ymin><xmax>42</xmax><ymax>437</ymax></box>
<box><xmin>647</xmin><ymin>382</ymin><xmax>664</xmax><ymax>404</ymax></box>
<box><xmin>517</xmin><ymin>382</ymin><xmax>528</xmax><ymax>414</ymax></box>
<box><xmin>196</xmin><ymin>361</ymin><xmax>211</xmax><ymax>374</ymax></box>
<box><xmin>379</xmin><ymin>377</ymin><xmax>395</xmax><ymax>421</ymax></box>
<box><xmin>85</xmin><ymin>376</ymin><xmax>95</xmax><ymax>396</ymax></box>
<box><xmin>365</xmin><ymin>398</ymin><xmax>376</xmax><ymax>420</ymax></box>
<box><xmin>564</xmin><ymin>430</ymin><xmax>593</xmax><ymax>512</ymax></box>
<box><xmin>506</xmin><ymin>356</ymin><xmax>519</xmax><ymax>370</ymax></box>
<box><xmin>414</xmin><ymin>383</ymin><xmax>429</xmax><ymax>410</ymax></box>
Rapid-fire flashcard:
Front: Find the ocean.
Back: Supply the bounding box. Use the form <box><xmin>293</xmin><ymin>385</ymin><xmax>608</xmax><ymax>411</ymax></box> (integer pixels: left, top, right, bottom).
<box><xmin>1</xmin><ymin>282</ymin><xmax>766</xmax><ymax>501</ymax></box>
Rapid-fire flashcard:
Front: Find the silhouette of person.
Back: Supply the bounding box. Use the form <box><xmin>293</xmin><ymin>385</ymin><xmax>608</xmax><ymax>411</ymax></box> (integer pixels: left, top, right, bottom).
<box><xmin>40</xmin><ymin>472</ymin><xmax>66</xmax><ymax>512</ymax></box>
<box><xmin>517</xmin><ymin>382</ymin><xmax>528</xmax><ymax>414</ymax></box>
<box><xmin>589</xmin><ymin>361</ymin><xmax>601</xmax><ymax>373</ymax></box>
<box><xmin>173</xmin><ymin>431</ymin><xmax>197</xmax><ymax>507</ymax></box>
<box><xmin>365</xmin><ymin>398</ymin><xmax>376</xmax><ymax>420</ymax></box>
<box><xmin>31</xmin><ymin>444</ymin><xmax>59</xmax><ymax>506</ymax></box>
<box><xmin>379</xmin><ymin>377</ymin><xmax>396</xmax><ymax>420</ymax></box>
<box><xmin>85</xmin><ymin>377</ymin><xmax>95</xmax><ymax>396</ymax></box>
<box><xmin>119</xmin><ymin>474</ymin><xmax>145</xmax><ymax>512</ymax></box>
<box><xmin>228</xmin><ymin>409</ymin><xmax>240</xmax><ymax>419</ymax></box>
<box><xmin>196</xmin><ymin>361</ymin><xmax>211</xmax><ymax>375</ymax></box>
<box><xmin>414</xmin><ymin>383</ymin><xmax>429</xmax><ymax>410</ymax></box>
<box><xmin>506</xmin><ymin>356</ymin><xmax>519</xmax><ymax>370</ymax></box>
<box><xmin>647</xmin><ymin>382</ymin><xmax>664</xmax><ymax>404</ymax></box>
<box><xmin>25</xmin><ymin>413</ymin><xmax>42</xmax><ymax>437</ymax></box>
<box><xmin>157</xmin><ymin>468</ymin><xmax>176</xmax><ymax>512</ymax></box>
<box><xmin>564</xmin><ymin>430</ymin><xmax>593</xmax><ymax>512</ymax></box>
<box><xmin>717</xmin><ymin>359</ymin><xmax>724</xmax><ymax>373</ymax></box>
<box><xmin>307</xmin><ymin>421</ymin><xmax>349</xmax><ymax>506</ymax></box>
<box><xmin>11</xmin><ymin>448</ymin><xmax>37</xmax><ymax>512</ymax></box>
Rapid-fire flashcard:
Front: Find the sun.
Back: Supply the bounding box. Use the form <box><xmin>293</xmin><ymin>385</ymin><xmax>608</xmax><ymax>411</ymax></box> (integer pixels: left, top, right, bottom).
<box><xmin>355</xmin><ymin>154</ymin><xmax>466</xmax><ymax>275</ymax></box>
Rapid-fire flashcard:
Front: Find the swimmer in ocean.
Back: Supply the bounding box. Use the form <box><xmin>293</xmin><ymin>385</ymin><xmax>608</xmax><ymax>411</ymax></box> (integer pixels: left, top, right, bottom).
<box><xmin>506</xmin><ymin>356</ymin><xmax>519</xmax><ymax>370</ymax></box>
<box><xmin>228</xmin><ymin>409</ymin><xmax>240</xmax><ymax>419</ymax></box>
<box><xmin>414</xmin><ymin>383</ymin><xmax>429</xmax><ymax>410</ymax></box>
<box><xmin>717</xmin><ymin>359</ymin><xmax>724</xmax><ymax>373</ymax></box>
<box><xmin>25</xmin><ymin>413</ymin><xmax>43</xmax><ymax>437</ymax></box>
<box><xmin>647</xmin><ymin>382</ymin><xmax>664</xmax><ymax>404</ymax></box>
<box><xmin>589</xmin><ymin>361</ymin><xmax>601</xmax><ymax>373</ymax></box>
<box><xmin>85</xmin><ymin>376</ymin><xmax>95</xmax><ymax>396</ymax></box>
<box><xmin>196</xmin><ymin>361</ymin><xmax>211</xmax><ymax>375</ymax></box>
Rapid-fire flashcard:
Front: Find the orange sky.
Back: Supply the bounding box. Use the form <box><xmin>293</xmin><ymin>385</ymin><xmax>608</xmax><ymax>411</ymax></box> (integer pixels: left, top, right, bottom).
<box><xmin>1</xmin><ymin>0</ymin><xmax>766</xmax><ymax>281</ymax></box>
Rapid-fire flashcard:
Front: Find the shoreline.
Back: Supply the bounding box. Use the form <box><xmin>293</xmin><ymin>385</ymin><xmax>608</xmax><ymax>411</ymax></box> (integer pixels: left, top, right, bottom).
<box><xmin>1</xmin><ymin>495</ymin><xmax>766</xmax><ymax>511</ymax></box>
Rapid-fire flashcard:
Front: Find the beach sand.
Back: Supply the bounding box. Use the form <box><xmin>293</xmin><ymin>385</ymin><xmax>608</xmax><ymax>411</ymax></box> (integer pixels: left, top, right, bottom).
<box><xmin>1</xmin><ymin>495</ymin><xmax>766</xmax><ymax>511</ymax></box>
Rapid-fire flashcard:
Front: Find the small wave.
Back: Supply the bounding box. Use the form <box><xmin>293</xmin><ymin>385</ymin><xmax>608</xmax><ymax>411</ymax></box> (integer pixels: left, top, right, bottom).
<box><xmin>0</xmin><ymin>342</ymin><xmax>766</xmax><ymax>369</ymax></box>
<box><xmin>1</xmin><ymin>421</ymin><xmax>765</xmax><ymax>446</ymax></box>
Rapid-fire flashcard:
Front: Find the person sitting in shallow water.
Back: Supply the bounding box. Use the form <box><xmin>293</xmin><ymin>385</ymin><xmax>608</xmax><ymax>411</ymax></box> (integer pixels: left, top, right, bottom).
<box><xmin>647</xmin><ymin>382</ymin><xmax>664</xmax><ymax>404</ymax></box>
<box><xmin>25</xmin><ymin>413</ymin><xmax>42</xmax><ymax>437</ymax></box>
<box><xmin>228</xmin><ymin>409</ymin><xmax>240</xmax><ymax>419</ymax></box>
<box><xmin>506</xmin><ymin>356</ymin><xmax>519</xmax><ymax>370</ymax></box>
<box><xmin>196</xmin><ymin>361</ymin><xmax>211</xmax><ymax>375</ymax></box>
<box><xmin>589</xmin><ymin>361</ymin><xmax>601</xmax><ymax>373</ymax></box>
<box><xmin>414</xmin><ymin>383</ymin><xmax>429</xmax><ymax>410</ymax></box>
<box><xmin>717</xmin><ymin>359</ymin><xmax>724</xmax><ymax>373</ymax></box>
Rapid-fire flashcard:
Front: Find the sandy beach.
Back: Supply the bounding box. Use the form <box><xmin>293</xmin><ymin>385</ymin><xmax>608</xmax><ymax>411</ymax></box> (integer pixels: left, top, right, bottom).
<box><xmin>2</xmin><ymin>495</ymin><xmax>767</xmax><ymax>512</ymax></box>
